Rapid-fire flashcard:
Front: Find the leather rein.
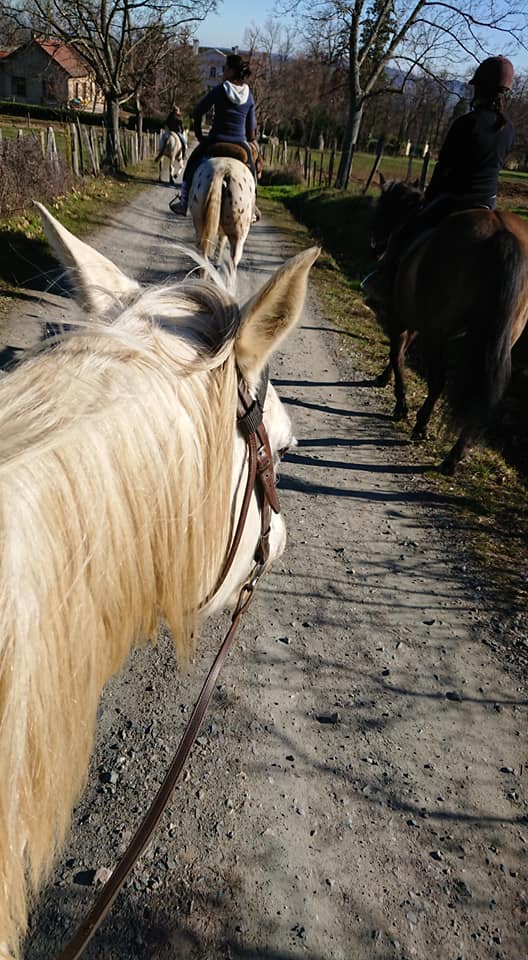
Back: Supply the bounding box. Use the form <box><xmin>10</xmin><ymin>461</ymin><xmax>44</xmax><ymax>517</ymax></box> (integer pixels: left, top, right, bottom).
<box><xmin>57</xmin><ymin>370</ymin><xmax>280</xmax><ymax>960</ymax></box>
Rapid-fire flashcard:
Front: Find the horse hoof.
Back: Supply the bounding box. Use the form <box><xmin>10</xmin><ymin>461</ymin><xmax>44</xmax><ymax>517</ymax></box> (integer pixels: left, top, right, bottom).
<box><xmin>392</xmin><ymin>407</ymin><xmax>407</xmax><ymax>421</ymax></box>
<box><xmin>438</xmin><ymin>459</ymin><xmax>456</xmax><ymax>476</ymax></box>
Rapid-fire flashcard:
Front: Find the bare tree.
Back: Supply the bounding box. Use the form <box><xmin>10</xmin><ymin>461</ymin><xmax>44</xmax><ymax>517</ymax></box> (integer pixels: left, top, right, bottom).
<box><xmin>0</xmin><ymin>8</ymin><xmax>29</xmax><ymax>45</ymax></box>
<box><xmin>279</xmin><ymin>0</ymin><xmax>528</xmax><ymax>187</ymax></box>
<box><xmin>0</xmin><ymin>0</ymin><xmax>216</xmax><ymax>167</ymax></box>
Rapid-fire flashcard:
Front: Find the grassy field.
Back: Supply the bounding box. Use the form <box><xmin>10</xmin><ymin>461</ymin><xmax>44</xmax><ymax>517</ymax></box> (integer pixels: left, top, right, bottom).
<box><xmin>262</xmin><ymin>145</ymin><xmax>528</xmax><ymax>193</ymax></box>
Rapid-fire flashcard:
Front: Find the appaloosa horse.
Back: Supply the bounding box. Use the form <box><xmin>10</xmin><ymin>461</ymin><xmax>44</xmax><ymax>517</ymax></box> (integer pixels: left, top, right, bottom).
<box><xmin>189</xmin><ymin>155</ymin><xmax>256</xmax><ymax>285</ymax></box>
<box><xmin>0</xmin><ymin>204</ymin><xmax>319</xmax><ymax>958</ymax></box>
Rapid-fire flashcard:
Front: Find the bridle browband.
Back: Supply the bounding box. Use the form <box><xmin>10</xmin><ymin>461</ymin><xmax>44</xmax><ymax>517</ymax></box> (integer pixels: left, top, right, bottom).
<box><xmin>57</xmin><ymin>368</ymin><xmax>281</xmax><ymax>960</ymax></box>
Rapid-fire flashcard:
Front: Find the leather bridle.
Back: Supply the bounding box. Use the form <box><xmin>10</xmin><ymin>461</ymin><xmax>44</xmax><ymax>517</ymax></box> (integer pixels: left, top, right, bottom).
<box><xmin>57</xmin><ymin>369</ymin><xmax>282</xmax><ymax>960</ymax></box>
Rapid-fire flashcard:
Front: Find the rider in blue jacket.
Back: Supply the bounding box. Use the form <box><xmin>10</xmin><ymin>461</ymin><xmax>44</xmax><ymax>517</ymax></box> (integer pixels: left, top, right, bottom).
<box><xmin>170</xmin><ymin>54</ymin><xmax>258</xmax><ymax>216</ymax></box>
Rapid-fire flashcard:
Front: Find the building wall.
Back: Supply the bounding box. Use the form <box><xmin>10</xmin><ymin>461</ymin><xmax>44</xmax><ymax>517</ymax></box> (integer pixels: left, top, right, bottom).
<box><xmin>197</xmin><ymin>46</ymin><xmax>242</xmax><ymax>94</ymax></box>
<box><xmin>0</xmin><ymin>43</ymin><xmax>103</xmax><ymax>111</ymax></box>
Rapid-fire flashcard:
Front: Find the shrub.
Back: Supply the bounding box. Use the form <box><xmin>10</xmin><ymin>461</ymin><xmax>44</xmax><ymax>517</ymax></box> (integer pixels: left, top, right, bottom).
<box><xmin>260</xmin><ymin>164</ymin><xmax>305</xmax><ymax>187</ymax></box>
<box><xmin>0</xmin><ymin>100</ymin><xmax>105</xmax><ymax>126</ymax></box>
<box><xmin>0</xmin><ymin>136</ymin><xmax>74</xmax><ymax>218</ymax></box>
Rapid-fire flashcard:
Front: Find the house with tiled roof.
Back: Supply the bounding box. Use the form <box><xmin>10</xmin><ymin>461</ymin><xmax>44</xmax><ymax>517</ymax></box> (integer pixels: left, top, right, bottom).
<box><xmin>0</xmin><ymin>37</ymin><xmax>104</xmax><ymax>111</ymax></box>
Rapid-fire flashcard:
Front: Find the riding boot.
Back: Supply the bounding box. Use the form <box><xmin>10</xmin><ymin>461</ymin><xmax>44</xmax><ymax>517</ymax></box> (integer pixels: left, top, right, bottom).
<box><xmin>252</xmin><ymin>180</ymin><xmax>261</xmax><ymax>223</ymax></box>
<box><xmin>169</xmin><ymin>181</ymin><xmax>188</xmax><ymax>216</ymax></box>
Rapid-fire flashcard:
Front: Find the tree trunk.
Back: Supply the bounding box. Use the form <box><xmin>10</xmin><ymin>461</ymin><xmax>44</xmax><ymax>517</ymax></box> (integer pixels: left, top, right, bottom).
<box><xmin>135</xmin><ymin>92</ymin><xmax>143</xmax><ymax>138</ymax></box>
<box><xmin>335</xmin><ymin>99</ymin><xmax>364</xmax><ymax>189</ymax></box>
<box><xmin>104</xmin><ymin>94</ymin><xmax>122</xmax><ymax>172</ymax></box>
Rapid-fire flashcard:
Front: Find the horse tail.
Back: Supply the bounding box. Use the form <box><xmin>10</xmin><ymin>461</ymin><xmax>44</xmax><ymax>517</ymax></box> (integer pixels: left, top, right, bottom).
<box><xmin>446</xmin><ymin>225</ymin><xmax>524</xmax><ymax>431</ymax></box>
<box><xmin>200</xmin><ymin>167</ymin><xmax>225</xmax><ymax>261</ymax></box>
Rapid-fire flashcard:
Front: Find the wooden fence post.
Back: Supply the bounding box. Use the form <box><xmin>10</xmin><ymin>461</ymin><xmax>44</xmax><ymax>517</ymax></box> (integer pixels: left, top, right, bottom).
<box><xmin>75</xmin><ymin>116</ymin><xmax>84</xmax><ymax>175</ymax></box>
<box><xmin>328</xmin><ymin>147</ymin><xmax>335</xmax><ymax>187</ymax></box>
<box><xmin>419</xmin><ymin>149</ymin><xmax>430</xmax><ymax>190</ymax></box>
<box><xmin>363</xmin><ymin>137</ymin><xmax>385</xmax><ymax>194</ymax></box>
<box><xmin>70</xmin><ymin>123</ymin><xmax>80</xmax><ymax>176</ymax></box>
<box><xmin>406</xmin><ymin>143</ymin><xmax>413</xmax><ymax>181</ymax></box>
<box><xmin>303</xmin><ymin>147</ymin><xmax>310</xmax><ymax>181</ymax></box>
<box><xmin>46</xmin><ymin>126</ymin><xmax>59</xmax><ymax>171</ymax></box>
<box><xmin>81</xmin><ymin>125</ymin><xmax>97</xmax><ymax>175</ymax></box>
<box><xmin>89</xmin><ymin>126</ymin><xmax>100</xmax><ymax>174</ymax></box>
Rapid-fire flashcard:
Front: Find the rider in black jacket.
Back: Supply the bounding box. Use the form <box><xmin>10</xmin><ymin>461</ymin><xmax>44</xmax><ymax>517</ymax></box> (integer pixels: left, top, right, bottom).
<box><xmin>363</xmin><ymin>55</ymin><xmax>515</xmax><ymax>310</ymax></box>
<box><xmin>422</xmin><ymin>56</ymin><xmax>514</xmax><ymax>217</ymax></box>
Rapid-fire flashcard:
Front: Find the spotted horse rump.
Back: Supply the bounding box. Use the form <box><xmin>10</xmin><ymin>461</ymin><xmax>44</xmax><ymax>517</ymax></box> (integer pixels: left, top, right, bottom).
<box><xmin>189</xmin><ymin>155</ymin><xmax>256</xmax><ymax>285</ymax></box>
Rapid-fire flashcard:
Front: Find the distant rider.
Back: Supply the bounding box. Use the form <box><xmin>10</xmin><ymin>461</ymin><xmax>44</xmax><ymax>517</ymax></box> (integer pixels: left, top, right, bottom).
<box><xmin>159</xmin><ymin>106</ymin><xmax>187</xmax><ymax>160</ymax></box>
<box><xmin>170</xmin><ymin>53</ymin><xmax>258</xmax><ymax>217</ymax></box>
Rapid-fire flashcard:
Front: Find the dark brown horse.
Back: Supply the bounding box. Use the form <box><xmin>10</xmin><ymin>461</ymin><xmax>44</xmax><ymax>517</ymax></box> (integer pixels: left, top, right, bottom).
<box><xmin>366</xmin><ymin>179</ymin><xmax>528</xmax><ymax>474</ymax></box>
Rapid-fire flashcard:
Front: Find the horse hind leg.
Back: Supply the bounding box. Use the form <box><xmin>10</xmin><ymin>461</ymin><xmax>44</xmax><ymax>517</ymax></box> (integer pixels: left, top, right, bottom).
<box><xmin>390</xmin><ymin>329</ymin><xmax>410</xmax><ymax>420</ymax></box>
<box><xmin>439</xmin><ymin>428</ymin><xmax>473</xmax><ymax>475</ymax></box>
<box><xmin>374</xmin><ymin>359</ymin><xmax>393</xmax><ymax>387</ymax></box>
<box><xmin>412</xmin><ymin>349</ymin><xmax>446</xmax><ymax>441</ymax></box>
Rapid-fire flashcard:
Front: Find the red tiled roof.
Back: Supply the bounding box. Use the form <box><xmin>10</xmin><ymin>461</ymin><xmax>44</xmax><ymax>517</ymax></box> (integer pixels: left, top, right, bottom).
<box><xmin>35</xmin><ymin>38</ymin><xmax>89</xmax><ymax>77</ymax></box>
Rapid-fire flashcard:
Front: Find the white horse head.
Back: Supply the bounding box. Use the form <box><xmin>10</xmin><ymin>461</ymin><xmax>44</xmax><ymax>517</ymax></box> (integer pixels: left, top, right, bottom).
<box><xmin>189</xmin><ymin>156</ymin><xmax>255</xmax><ymax>283</ymax></box>
<box><xmin>155</xmin><ymin>131</ymin><xmax>184</xmax><ymax>184</ymax></box>
<box><xmin>0</xmin><ymin>203</ymin><xmax>319</xmax><ymax>958</ymax></box>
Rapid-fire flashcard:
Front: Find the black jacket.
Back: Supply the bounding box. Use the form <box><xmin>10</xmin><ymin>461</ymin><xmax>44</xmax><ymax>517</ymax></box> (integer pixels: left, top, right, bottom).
<box><xmin>425</xmin><ymin>106</ymin><xmax>514</xmax><ymax>208</ymax></box>
<box><xmin>166</xmin><ymin>113</ymin><xmax>184</xmax><ymax>134</ymax></box>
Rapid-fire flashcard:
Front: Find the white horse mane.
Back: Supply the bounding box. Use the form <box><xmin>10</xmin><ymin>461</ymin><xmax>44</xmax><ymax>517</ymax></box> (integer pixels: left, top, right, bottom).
<box><xmin>0</xmin><ymin>278</ymin><xmax>240</xmax><ymax>954</ymax></box>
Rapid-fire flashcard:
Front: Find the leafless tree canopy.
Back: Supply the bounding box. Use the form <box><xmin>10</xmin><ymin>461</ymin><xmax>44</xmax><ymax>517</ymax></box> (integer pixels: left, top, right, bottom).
<box><xmin>0</xmin><ymin>0</ymin><xmax>217</xmax><ymax>165</ymax></box>
<box><xmin>275</xmin><ymin>0</ymin><xmax>528</xmax><ymax>185</ymax></box>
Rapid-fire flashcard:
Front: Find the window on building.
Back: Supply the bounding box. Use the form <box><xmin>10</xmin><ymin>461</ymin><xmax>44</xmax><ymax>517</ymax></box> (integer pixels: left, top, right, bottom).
<box><xmin>13</xmin><ymin>76</ymin><xmax>26</xmax><ymax>96</ymax></box>
<box><xmin>209</xmin><ymin>66</ymin><xmax>216</xmax><ymax>78</ymax></box>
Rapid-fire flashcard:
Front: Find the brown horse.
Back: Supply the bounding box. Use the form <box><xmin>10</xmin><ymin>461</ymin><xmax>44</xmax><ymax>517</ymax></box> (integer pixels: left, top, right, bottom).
<box><xmin>366</xmin><ymin>179</ymin><xmax>528</xmax><ymax>474</ymax></box>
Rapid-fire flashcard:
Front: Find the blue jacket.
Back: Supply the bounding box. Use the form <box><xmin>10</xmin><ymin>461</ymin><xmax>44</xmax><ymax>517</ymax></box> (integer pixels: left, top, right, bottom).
<box><xmin>193</xmin><ymin>82</ymin><xmax>257</xmax><ymax>144</ymax></box>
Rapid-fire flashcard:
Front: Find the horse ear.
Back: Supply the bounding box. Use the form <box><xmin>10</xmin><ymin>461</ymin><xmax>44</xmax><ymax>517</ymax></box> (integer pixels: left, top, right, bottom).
<box><xmin>35</xmin><ymin>202</ymin><xmax>140</xmax><ymax>313</ymax></box>
<box><xmin>379</xmin><ymin>172</ymin><xmax>386</xmax><ymax>188</ymax></box>
<box><xmin>236</xmin><ymin>246</ymin><xmax>320</xmax><ymax>384</ymax></box>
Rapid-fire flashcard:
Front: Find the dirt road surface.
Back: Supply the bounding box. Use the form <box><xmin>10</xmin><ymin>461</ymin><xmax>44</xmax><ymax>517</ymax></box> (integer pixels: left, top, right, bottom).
<box><xmin>5</xmin><ymin>184</ymin><xmax>526</xmax><ymax>960</ymax></box>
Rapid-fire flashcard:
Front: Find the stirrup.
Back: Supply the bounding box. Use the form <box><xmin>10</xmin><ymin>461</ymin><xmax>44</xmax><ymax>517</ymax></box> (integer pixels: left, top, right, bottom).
<box><xmin>169</xmin><ymin>197</ymin><xmax>187</xmax><ymax>216</ymax></box>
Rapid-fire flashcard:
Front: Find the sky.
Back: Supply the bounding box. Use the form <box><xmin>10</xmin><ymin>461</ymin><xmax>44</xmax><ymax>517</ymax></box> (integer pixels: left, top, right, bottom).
<box><xmin>198</xmin><ymin>0</ymin><xmax>279</xmax><ymax>51</ymax></box>
<box><xmin>197</xmin><ymin>0</ymin><xmax>528</xmax><ymax>71</ymax></box>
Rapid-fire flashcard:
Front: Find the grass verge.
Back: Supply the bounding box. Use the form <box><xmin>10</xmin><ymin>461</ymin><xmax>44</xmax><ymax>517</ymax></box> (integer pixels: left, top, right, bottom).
<box><xmin>0</xmin><ymin>163</ymin><xmax>154</xmax><ymax>315</ymax></box>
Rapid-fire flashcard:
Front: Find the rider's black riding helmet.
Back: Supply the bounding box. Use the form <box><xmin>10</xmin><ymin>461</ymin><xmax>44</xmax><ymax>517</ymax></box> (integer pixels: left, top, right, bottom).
<box><xmin>469</xmin><ymin>56</ymin><xmax>514</xmax><ymax>95</ymax></box>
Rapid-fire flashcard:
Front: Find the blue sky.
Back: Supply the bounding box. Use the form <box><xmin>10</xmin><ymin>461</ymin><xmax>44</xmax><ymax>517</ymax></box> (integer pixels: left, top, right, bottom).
<box><xmin>197</xmin><ymin>0</ymin><xmax>528</xmax><ymax>71</ymax></box>
<box><xmin>198</xmin><ymin>0</ymin><xmax>278</xmax><ymax>51</ymax></box>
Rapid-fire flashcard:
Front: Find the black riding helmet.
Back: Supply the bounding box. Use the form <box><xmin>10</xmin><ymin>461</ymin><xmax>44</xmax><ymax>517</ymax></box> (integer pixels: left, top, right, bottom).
<box><xmin>469</xmin><ymin>56</ymin><xmax>514</xmax><ymax>95</ymax></box>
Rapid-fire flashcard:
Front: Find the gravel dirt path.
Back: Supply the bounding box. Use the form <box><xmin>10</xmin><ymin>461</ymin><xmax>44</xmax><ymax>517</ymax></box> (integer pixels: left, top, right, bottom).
<box><xmin>4</xmin><ymin>183</ymin><xmax>526</xmax><ymax>960</ymax></box>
